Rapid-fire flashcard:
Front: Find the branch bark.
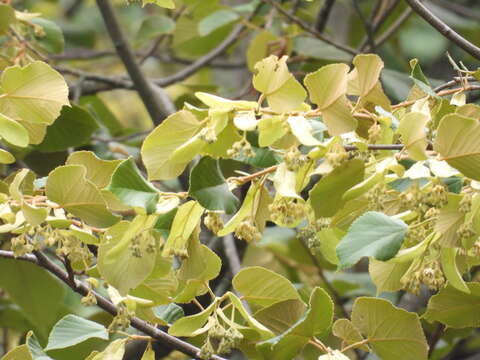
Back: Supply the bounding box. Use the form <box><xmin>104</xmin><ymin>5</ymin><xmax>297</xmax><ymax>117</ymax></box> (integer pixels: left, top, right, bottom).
<box><xmin>0</xmin><ymin>250</ymin><xmax>227</xmax><ymax>360</ymax></box>
<box><xmin>95</xmin><ymin>0</ymin><xmax>173</xmax><ymax>125</ymax></box>
<box><xmin>314</xmin><ymin>0</ymin><xmax>336</xmax><ymax>33</ymax></box>
<box><xmin>405</xmin><ymin>0</ymin><xmax>480</xmax><ymax>60</ymax></box>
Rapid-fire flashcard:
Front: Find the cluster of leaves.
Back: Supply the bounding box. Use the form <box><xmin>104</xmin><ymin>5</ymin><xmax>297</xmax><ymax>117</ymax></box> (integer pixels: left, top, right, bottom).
<box><xmin>1</xmin><ymin>0</ymin><xmax>480</xmax><ymax>360</ymax></box>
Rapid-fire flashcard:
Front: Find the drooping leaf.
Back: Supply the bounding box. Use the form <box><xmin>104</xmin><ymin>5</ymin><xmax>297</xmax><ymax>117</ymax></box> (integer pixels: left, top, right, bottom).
<box><xmin>45</xmin><ymin>315</ymin><xmax>109</xmax><ymax>351</ymax></box>
<box><xmin>255</xmin><ymin>299</ymin><xmax>307</xmax><ymax>334</ymax></box>
<box><xmin>0</xmin><ymin>61</ymin><xmax>69</xmax><ymax>125</ymax></box>
<box><xmin>247</xmin><ymin>31</ymin><xmax>279</xmax><ymax>71</ymax></box>
<box><xmin>232</xmin><ymin>266</ymin><xmax>301</xmax><ymax>308</ymax></box>
<box><xmin>253</xmin><ymin>55</ymin><xmax>306</xmax><ymax>113</ymax></box>
<box><xmin>188</xmin><ymin>156</ymin><xmax>239</xmax><ymax>214</ymax></box>
<box><xmin>89</xmin><ymin>339</ymin><xmax>126</xmax><ymax>360</ymax></box>
<box><xmin>440</xmin><ymin>247</ymin><xmax>469</xmax><ymax>293</ymax></box>
<box><xmin>162</xmin><ymin>200</ymin><xmax>204</xmax><ymax>257</ymax></box>
<box><xmin>423</xmin><ymin>283</ymin><xmax>480</xmax><ymax>328</ymax></box>
<box><xmin>168</xmin><ymin>301</ymin><xmax>216</xmax><ymax>337</ymax></box>
<box><xmin>141</xmin><ymin>110</ymin><xmax>203</xmax><ymax>180</ymax></box>
<box><xmin>304</xmin><ymin>63</ymin><xmax>356</xmax><ymax>135</ymax></box>
<box><xmin>369</xmin><ymin>259</ymin><xmax>411</xmax><ymax>294</ymax></box>
<box><xmin>337</xmin><ymin>212</ymin><xmax>408</xmax><ymax>269</ymax></box>
<box><xmin>397</xmin><ymin>112</ymin><xmax>429</xmax><ymax>161</ymax></box>
<box><xmin>36</xmin><ymin>105</ymin><xmax>98</xmax><ymax>152</ymax></box>
<box><xmin>434</xmin><ymin>113</ymin><xmax>480</xmax><ymax>180</ymax></box>
<box><xmin>0</xmin><ymin>149</ymin><xmax>15</xmax><ymax>164</ymax></box>
<box><xmin>46</xmin><ymin>165</ymin><xmax>120</xmax><ymax>228</ymax></box>
<box><xmin>351</xmin><ymin>297</ymin><xmax>428</xmax><ymax>360</ymax></box>
<box><xmin>309</xmin><ymin>159</ymin><xmax>365</xmax><ymax>218</ymax></box>
<box><xmin>106</xmin><ymin>157</ymin><xmax>159</xmax><ymax>214</ymax></box>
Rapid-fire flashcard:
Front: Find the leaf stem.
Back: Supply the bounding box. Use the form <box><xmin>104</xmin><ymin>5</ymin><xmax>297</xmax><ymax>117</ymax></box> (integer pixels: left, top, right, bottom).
<box><xmin>341</xmin><ymin>338</ymin><xmax>370</xmax><ymax>353</ymax></box>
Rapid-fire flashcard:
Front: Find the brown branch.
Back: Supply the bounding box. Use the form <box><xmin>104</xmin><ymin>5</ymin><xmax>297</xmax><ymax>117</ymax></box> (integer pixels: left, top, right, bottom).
<box><xmin>0</xmin><ymin>250</ymin><xmax>227</xmax><ymax>360</ymax></box>
<box><xmin>263</xmin><ymin>0</ymin><xmax>358</xmax><ymax>56</ymax></box>
<box><xmin>428</xmin><ymin>323</ymin><xmax>445</xmax><ymax>357</ymax></box>
<box><xmin>405</xmin><ymin>0</ymin><xmax>480</xmax><ymax>60</ymax></box>
<box><xmin>95</xmin><ymin>0</ymin><xmax>173</xmax><ymax>124</ymax></box>
<box><xmin>314</xmin><ymin>0</ymin><xmax>336</xmax><ymax>33</ymax></box>
<box><xmin>432</xmin><ymin>0</ymin><xmax>480</xmax><ymax>22</ymax></box>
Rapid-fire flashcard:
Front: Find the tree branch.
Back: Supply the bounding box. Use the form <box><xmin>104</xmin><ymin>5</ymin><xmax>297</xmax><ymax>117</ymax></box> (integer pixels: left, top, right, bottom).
<box><xmin>95</xmin><ymin>0</ymin><xmax>172</xmax><ymax>125</ymax></box>
<box><xmin>352</xmin><ymin>0</ymin><xmax>376</xmax><ymax>52</ymax></box>
<box><xmin>314</xmin><ymin>0</ymin><xmax>336</xmax><ymax>33</ymax></box>
<box><xmin>405</xmin><ymin>0</ymin><xmax>480</xmax><ymax>60</ymax></box>
<box><xmin>263</xmin><ymin>0</ymin><xmax>358</xmax><ymax>56</ymax></box>
<box><xmin>0</xmin><ymin>250</ymin><xmax>227</xmax><ymax>360</ymax></box>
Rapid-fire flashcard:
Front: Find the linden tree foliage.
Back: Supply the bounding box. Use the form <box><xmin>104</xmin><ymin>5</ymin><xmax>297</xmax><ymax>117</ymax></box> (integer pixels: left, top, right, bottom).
<box><xmin>1</xmin><ymin>1</ymin><xmax>480</xmax><ymax>360</ymax></box>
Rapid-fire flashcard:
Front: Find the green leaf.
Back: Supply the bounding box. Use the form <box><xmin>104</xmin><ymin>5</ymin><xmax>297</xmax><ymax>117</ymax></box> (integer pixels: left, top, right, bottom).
<box><xmin>1</xmin><ymin>345</ymin><xmax>32</xmax><ymax>360</ymax></box>
<box><xmin>247</xmin><ymin>31</ymin><xmax>279</xmax><ymax>72</ymax></box>
<box><xmin>0</xmin><ymin>61</ymin><xmax>69</xmax><ymax>125</ymax></box>
<box><xmin>97</xmin><ymin>216</ymin><xmax>158</xmax><ymax>295</ymax></box>
<box><xmin>232</xmin><ymin>266</ymin><xmax>300</xmax><ymax>308</ymax></box>
<box><xmin>0</xmin><ymin>259</ymin><xmax>65</xmax><ymax>339</ymax></box>
<box><xmin>21</xmin><ymin>202</ymin><xmax>48</xmax><ymax>227</ymax></box>
<box><xmin>304</xmin><ymin>63</ymin><xmax>356</xmax><ymax>135</ymax></box>
<box><xmin>0</xmin><ymin>149</ymin><xmax>15</xmax><ymax>164</ymax></box>
<box><xmin>369</xmin><ymin>259</ymin><xmax>411</xmax><ymax>294</ymax></box>
<box><xmin>26</xmin><ymin>331</ymin><xmax>52</xmax><ymax>360</ymax></box>
<box><xmin>441</xmin><ymin>247</ymin><xmax>469</xmax><ymax>294</ymax></box>
<box><xmin>46</xmin><ymin>165</ymin><xmax>120</xmax><ymax>228</ymax></box>
<box><xmin>0</xmin><ymin>113</ymin><xmax>29</xmax><ymax>147</ymax></box>
<box><xmin>188</xmin><ymin>156</ymin><xmax>239</xmax><ymax>214</ymax></box>
<box><xmin>309</xmin><ymin>159</ymin><xmax>365</xmax><ymax>218</ymax></box>
<box><xmin>141</xmin><ymin>110</ymin><xmax>203</xmax><ymax>181</ymax></box>
<box><xmin>287</xmin><ymin>115</ymin><xmax>321</xmax><ymax>146</ymax></box>
<box><xmin>293</xmin><ymin>36</ymin><xmax>351</xmax><ymax>62</ymax></box>
<box><xmin>0</xmin><ymin>4</ymin><xmax>15</xmax><ymax>35</ymax></box>
<box><xmin>434</xmin><ymin>113</ymin><xmax>480</xmax><ymax>180</ymax></box>
<box><xmin>336</xmin><ymin>212</ymin><xmax>408</xmax><ymax>269</ymax></box>
<box><xmin>423</xmin><ymin>283</ymin><xmax>480</xmax><ymax>328</ymax></box>
<box><xmin>135</xmin><ymin>15</ymin><xmax>175</xmax><ymax>45</ymax></box>
<box><xmin>31</xmin><ymin>18</ymin><xmax>64</xmax><ymax>54</ymax></box>
<box><xmin>45</xmin><ymin>315</ymin><xmax>109</xmax><ymax>351</ymax></box>
<box><xmin>106</xmin><ymin>157</ymin><xmax>159</xmax><ymax>214</ymax></box>
<box><xmin>332</xmin><ymin>318</ymin><xmax>369</xmax><ymax>352</ymax></box>
<box><xmin>352</xmin><ymin>297</ymin><xmax>428</xmax><ymax>360</ymax></box>
<box><xmin>168</xmin><ymin>301</ymin><xmax>216</xmax><ymax>337</ymax></box>
<box><xmin>434</xmin><ymin>194</ymin><xmax>464</xmax><ymax>247</ymax></box>
<box><xmin>152</xmin><ymin>304</ymin><xmax>184</xmax><ymax>325</ymax></box>
<box><xmin>253</xmin><ymin>55</ymin><xmax>306</xmax><ymax>113</ymax></box>
<box><xmin>162</xmin><ymin>200</ymin><xmax>204</xmax><ymax>257</ymax></box>
<box><xmin>142</xmin><ymin>0</ymin><xmax>175</xmax><ymax>8</ymax></box>
<box><xmin>36</xmin><ymin>105</ymin><xmax>98</xmax><ymax>152</ymax></box>
<box><xmin>254</xmin><ymin>299</ymin><xmax>307</xmax><ymax>334</ymax></box>
<box><xmin>89</xmin><ymin>339</ymin><xmax>126</xmax><ymax>360</ymax></box>
<box><xmin>198</xmin><ymin>9</ymin><xmax>239</xmax><ymax>36</ymax></box>
<box><xmin>66</xmin><ymin>151</ymin><xmax>122</xmax><ymax>189</ymax></box>
<box><xmin>397</xmin><ymin>112</ymin><xmax>429</xmax><ymax>161</ymax></box>
<box><xmin>256</xmin><ymin>288</ymin><xmax>333</xmax><ymax>359</ymax></box>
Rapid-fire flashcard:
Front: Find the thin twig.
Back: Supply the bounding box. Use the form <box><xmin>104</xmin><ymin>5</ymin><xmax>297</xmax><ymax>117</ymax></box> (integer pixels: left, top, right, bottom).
<box><xmin>433</xmin><ymin>0</ymin><xmax>480</xmax><ymax>22</ymax></box>
<box><xmin>405</xmin><ymin>0</ymin><xmax>480</xmax><ymax>60</ymax></box>
<box><xmin>95</xmin><ymin>0</ymin><xmax>172</xmax><ymax>124</ymax></box>
<box><xmin>374</xmin><ymin>7</ymin><xmax>413</xmax><ymax>48</ymax></box>
<box><xmin>352</xmin><ymin>0</ymin><xmax>376</xmax><ymax>52</ymax></box>
<box><xmin>358</xmin><ymin>0</ymin><xmax>400</xmax><ymax>51</ymax></box>
<box><xmin>263</xmin><ymin>0</ymin><xmax>358</xmax><ymax>56</ymax></box>
<box><xmin>0</xmin><ymin>250</ymin><xmax>227</xmax><ymax>360</ymax></box>
<box><xmin>315</xmin><ymin>0</ymin><xmax>336</xmax><ymax>33</ymax></box>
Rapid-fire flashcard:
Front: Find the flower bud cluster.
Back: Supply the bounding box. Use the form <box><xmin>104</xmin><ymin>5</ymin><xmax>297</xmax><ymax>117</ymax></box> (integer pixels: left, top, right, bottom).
<box><xmin>204</xmin><ymin>211</ymin><xmax>224</xmax><ymax>234</ymax></box>
<box><xmin>227</xmin><ymin>139</ymin><xmax>255</xmax><ymax>158</ymax></box>
<box><xmin>200</xmin><ymin>318</ymin><xmax>243</xmax><ymax>359</ymax></box>
<box><xmin>199</xmin><ymin>126</ymin><xmax>217</xmax><ymax>144</ymax></box>
<box><xmin>269</xmin><ymin>198</ymin><xmax>304</xmax><ymax>226</ymax></box>
<box><xmin>108</xmin><ymin>304</ymin><xmax>134</xmax><ymax>332</ymax></box>
<box><xmin>368</xmin><ymin>123</ymin><xmax>382</xmax><ymax>143</ymax></box>
<box><xmin>297</xmin><ymin>227</ymin><xmax>319</xmax><ymax>252</ymax></box>
<box><xmin>129</xmin><ymin>230</ymin><xmax>156</xmax><ymax>258</ymax></box>
<box><xmin>284</xmin><ymin>147</ymin><xmax>308</xmax><ymax>172</ymax></box>
<box><xmin>425</xmin><ymin>182</ymin><xmax>448</xmax><ymax>207</ymax></box>
<box><xmin>404</xmin><ymin>260</ymin><xmax>445</xmax><ymax>294</ymax></box>
<box><xmin>56</xmin><ymin>234</ymin><xmax>93</xmax><ymax>266</ymax></box>
<box><xmin>234</xmin><ymin>218</ymin><xmax>261</xmax><ymax>242</ymax></box>
<box><xmin>366</xmin><ymin>183</ymin><xmax>390</xmax><ymax>211</ymax></box>
<box><xmin>325</xmin><ymin>145</ymin><xmax>348</xmax><ymax>168</ymax></box>
<box><xmin>459</xmin><ymin>193</ymin><xmax>473</xmax><ymax>214</ymax></box>
<box><xmin>11</xmin><ymin>233</ymin><xmax>34</xmax><ymax>257</ymax></box>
